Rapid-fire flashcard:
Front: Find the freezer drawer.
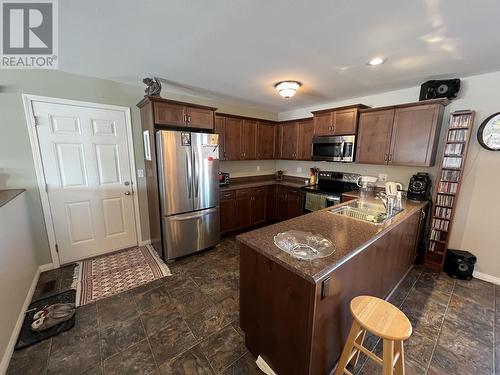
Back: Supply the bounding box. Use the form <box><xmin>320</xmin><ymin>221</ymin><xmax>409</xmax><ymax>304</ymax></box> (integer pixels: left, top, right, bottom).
<box><xmin>162</xmin><ymin>207</ymin><xmax>220</xmax><ymax>260</ymax></box>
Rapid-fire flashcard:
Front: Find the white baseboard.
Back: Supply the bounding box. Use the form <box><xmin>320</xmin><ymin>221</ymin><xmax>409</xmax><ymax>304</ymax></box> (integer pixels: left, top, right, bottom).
<box><xmin>473</xmin><ymin>271</ymin><xmax>500</xmax><ymax>286</ymax></box>
<box><xmin>0</xmin><ymin>264</ymin><xmax>49</xmax><ymax>374</ymax></box>
<box><xmin>140</xmin><ymin>239</ymin><xmax>151</xmax><ymax>246</ymax></box>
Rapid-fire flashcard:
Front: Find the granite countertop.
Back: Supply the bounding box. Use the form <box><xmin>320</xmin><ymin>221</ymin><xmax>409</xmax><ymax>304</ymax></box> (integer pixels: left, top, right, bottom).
<box><xmin>0</xmin><ymin>189</ymin><xmax>25</xmax><ymax>207</ymax></box>
<box><xmin>237</xmin><ymin>196</ymin><xmax>427</xmax><ymax>283</ymax></box>
<box><xmin>220</xmin><ymin>179</ymin><xmax>307</xmax><ymax>191</ymax></box>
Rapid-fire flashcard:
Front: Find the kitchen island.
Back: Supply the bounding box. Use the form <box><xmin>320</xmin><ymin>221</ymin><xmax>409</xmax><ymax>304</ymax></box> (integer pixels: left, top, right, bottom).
<box><xmin>237</xmin><ymin>196</ymin><xmax>428</xmax><ymax>375</ymax></box>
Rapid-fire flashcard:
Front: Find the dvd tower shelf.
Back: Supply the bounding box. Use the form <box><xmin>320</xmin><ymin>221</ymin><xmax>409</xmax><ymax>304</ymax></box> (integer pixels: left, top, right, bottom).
<box><xmin>424</xmin><ymin>110</ymin><xmax>475</xmax><ymax>271</ymax></box>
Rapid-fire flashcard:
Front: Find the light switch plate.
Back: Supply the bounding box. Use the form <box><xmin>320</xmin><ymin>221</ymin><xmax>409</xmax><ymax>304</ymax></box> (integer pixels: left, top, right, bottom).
<box><xmin>256</xmin><ymin>165</ymin><xmax>261</xmax><ymax>172</ymax></box>
<box><xmin>297</xmin><ymin>167</ymin><xmax>303</xmax><ymax>173</ymax></box>
<box><xmin>137</xmin><ymin>169</ymin><xmax>144</xmax><ymax>178</ymax></box>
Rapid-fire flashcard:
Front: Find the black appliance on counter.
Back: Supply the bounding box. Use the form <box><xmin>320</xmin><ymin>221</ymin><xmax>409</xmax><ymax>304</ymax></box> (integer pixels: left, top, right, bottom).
<box><xmin>407</xmin><ymin>172</ymin><xmax>431</xmax><ymax>201</ymax></box>
<box><xmin>300</xmin><ymin>171</ymin><xmax>359</xmax><ymax>213</ymax></box>
<box><xmin>444</xmin><ymin>249</ymin><xmax>476</xmax><ymax>280</ymax></box>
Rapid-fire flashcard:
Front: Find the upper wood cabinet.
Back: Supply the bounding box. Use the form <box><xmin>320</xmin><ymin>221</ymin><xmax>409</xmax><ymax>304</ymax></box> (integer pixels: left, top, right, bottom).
<box><xmin>279</xmin><ymin>121</ymin><xmax>299</xmax><ymax>159</ymax></box>
<box><xmin>297</xmin><ymin>119</ymin><xmax>314</xmax><ymax>160</ymax></box>
<box><xmin>138</xmin><ymin>96</ymin><xmax>216</xmax><ymax>130</ymax></box>
<box><xmin>241</xmin><ymin>120</ymin><xmax>257</xmax><ymax>160</ymax></box>
<box><xmin>356</xmin><ymin>109</ymin><xmax>395</xmax><ymax>165</ymax></box>
<box><xmin>312</xmin><ymin>104</ymin><xmax>368</xmax><ymax>136</ymax></box>
<box><xmin>256</xmin><ymin>121</ymin><xmax>276</xmax><ymax>159</ymax></box>
<box><xmin>224</xmin><ymin>117</ymin><xmax>243</xmax><ymax>160</ymax></box>
<box><xmin>214</xmin><ymin>116</ymin><xmax>226</xmax><ymax>160</ymax></box>
<box><xmin>356</xmin><ymin>100</ymin><xmax>447</xmax><ymax>167</ymax></box>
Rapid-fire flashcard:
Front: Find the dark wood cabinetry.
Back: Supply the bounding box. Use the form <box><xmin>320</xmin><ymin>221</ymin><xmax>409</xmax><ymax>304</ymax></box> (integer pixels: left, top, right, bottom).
<box><xmin>276</xmin><ymin>185</ymin><xmax>303</xmax><ymax>220</ymax></box>
<box><xmin>256</xmin><ymin>121</ymin><xmax>276</xmax><ymax>159</ymax></box>
<box><xmin>356</xmin><ymin>100</ymin><xmax>447</xmax><ymax>167</ymax></box>
<box><xmin>139</xmin><ymin>96</ymin><xmax>216</xmax><ymax>130</ymax></box>
<box><xmin>220</xmin><ymin>190</ymin><xmax>237</xmax><ymax>233</ymax></box>
<box><xmin>312</xmin><ymin>104</ymin><xmax>368</xmax><ymax>136</ymax></box>
<box><xmin>214</xmin><ymin>116</ymin><xmax>226</xmax><ymax>160</ymax></box>
<box><xmin>277</xmin><ymin>118</ymin><xmax>313</xmax><ymax>160</ymax></box>
<box><xmin>235</xmin><ymin>189</ymin><xmax>253</xmax><ymax>229</ymax></box>
<box><xmin>217</xmin><ymin>114</ymin><xmax>275</xmax><ymax>161</ymax></box>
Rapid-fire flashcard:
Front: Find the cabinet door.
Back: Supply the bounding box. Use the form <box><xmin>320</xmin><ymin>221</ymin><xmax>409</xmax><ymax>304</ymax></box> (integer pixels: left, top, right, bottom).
<box><xmin>241</xmin><ymin>120</ymin><xmax>257</xmax><ymax>160</ymax></box>
<box><xmin>286</xmin><ymin>189</ymin><xmax>303</xmax><ymax>219</ymax></box>
<box><xmin>186</xmin><ymin>107</ymin><xmax>214</xmax><ymax>130</ymax></box>
<box><xmin>220</xmin><ymin>197</ymin><xmax>237</xmax><ymax>233</ymax></box>
<box><xmin>313</xmin><ymin>112</ymin><xmax>333</xmax><ymax>136</ymax></box>
<box><xmin>215</xmin><ymin>116</ymin><xmax>226</xmax><ymax>160</ymax></box>
<box><xmin>356</xmin><ymin>109</ymin><xmax>394</xmax><ymax>165</ymax></box>
<box><xmin>256</xmin><ymin>121</ymin><xmax>275</xmax><ymax>159</ymax></box>
<box><xmin>266</xmin><ymin>186</ymin><xmax>276</xmax><ymax>220</ymax></box>
<box><xmin>297</xmin><ymin>120</ymin><xmax>314</xmax><ymax>160</ymax></box>
<box><xmin>333</xmin><ymin>109</ymin><xmax>358</xmax><ymax>135</ymax></box>
<box><xmin>280</xmin><ymin>122</ymin><xmax>299</xmax><ymax>159</ymax></box>
<box><xmin>154</xmin><ymin>102</ymin><xmax>186</xmax><ymax>126</ymax></box>
<box><xmin>251</xmin><ymin>188</ymin><xmax>267</xmax><ymax>225</ymax></box>
<box><xmin>389</xmin><ymin>104</ymin><xmax>442</xmax><ymax>166</ymax></box>
<box><xmin>236</xmin><ymin>189</ymin><xmax>253</xmax><ymax>229</ymax></box>
<box><xmin>224</xmin><ymin>118</ymin><xmax>242</xmax><ymax>160</ymax></box>
<box><xmin>274</xmin><ymin>125</ymin><xmax>281</xmax><ymax>159</ymax></box>
<box><xmin>276</xmin><ymin>187</ymin><xmax>288</xmax><ymax>221</ymax></box>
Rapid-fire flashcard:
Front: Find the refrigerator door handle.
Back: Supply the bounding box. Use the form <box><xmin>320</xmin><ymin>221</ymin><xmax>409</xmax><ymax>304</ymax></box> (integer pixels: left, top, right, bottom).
<box><xmin>193</xmin><ymin>150</ymin><xmax>199</xmax><ymax>198</ymax></box>
<box><xmin>186</xmin><ymin>153</ymin><xmax>192</xmax><ymax>198</ymax></box>
<box><xmin>169</xmin><ymin>207</ymin><xmax>217</xmax><ymax>221</ymax></box>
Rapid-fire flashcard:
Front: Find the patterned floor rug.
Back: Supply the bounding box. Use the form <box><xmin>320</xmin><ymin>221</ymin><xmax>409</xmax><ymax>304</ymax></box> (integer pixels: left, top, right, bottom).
<box><xmin>72</xmin><ymin>245</ymin><xmax>171</xmax><ymax>306</ymax></box>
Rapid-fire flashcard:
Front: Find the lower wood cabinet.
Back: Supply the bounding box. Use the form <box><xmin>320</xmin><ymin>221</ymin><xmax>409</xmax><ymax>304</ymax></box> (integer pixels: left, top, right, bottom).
<box><xmin>220</xmin><ymin>184</ymin><xmax>303</xmax><ymax>235</ymax></box>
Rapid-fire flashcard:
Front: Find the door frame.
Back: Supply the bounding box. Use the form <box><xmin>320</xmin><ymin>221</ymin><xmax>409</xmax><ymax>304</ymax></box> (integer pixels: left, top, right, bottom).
<box><xmin>22</xmin><ymin>94</ymin><xmax>143</xmax><ymax>267</ymax></box>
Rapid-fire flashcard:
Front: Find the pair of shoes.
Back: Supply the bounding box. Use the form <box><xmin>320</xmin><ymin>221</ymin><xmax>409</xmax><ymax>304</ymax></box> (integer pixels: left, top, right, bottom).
<box><xmin>31</xmin><ymin>303</ymin><xmax>75</xmax><ymax>332</ymax></box>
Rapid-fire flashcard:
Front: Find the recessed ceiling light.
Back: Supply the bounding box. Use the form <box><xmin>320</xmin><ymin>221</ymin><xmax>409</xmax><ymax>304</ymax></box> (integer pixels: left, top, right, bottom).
<box><xmin>274</xmin><ymin>81</ymin><xmax>301</xmax><ymax>99</ymax></box>
<box><xmin>368</xmin><ymin>57</ymin><xmax>385</xmax><ymax>66</ymax></box>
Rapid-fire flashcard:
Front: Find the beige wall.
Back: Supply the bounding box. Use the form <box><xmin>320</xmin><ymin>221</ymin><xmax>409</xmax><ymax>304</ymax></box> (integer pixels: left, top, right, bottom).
<box><xmin>0</xmin><ymin>70</ymin><xmax>276</xmax><ymax>266</ymax></box>
<box><xmin>277</xmin><ymin>71</ymin><xmax>500</xmax><ymax>279</ymax></box>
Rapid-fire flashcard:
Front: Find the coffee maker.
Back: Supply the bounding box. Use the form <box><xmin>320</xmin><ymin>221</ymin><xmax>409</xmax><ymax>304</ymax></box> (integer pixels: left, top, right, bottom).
<box><xmin>407</xmin><ymin>173</ymin><xmax>431</xmax><ymax>201</ymax></box>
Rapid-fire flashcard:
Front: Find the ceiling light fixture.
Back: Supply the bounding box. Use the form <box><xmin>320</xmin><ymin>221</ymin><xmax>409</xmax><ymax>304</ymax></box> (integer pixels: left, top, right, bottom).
<box><xmin>274</xmin><ymin>81</ymin><xmax>301</xmax><ymax>99</ymax></box>
<box><xmin>367</xmin><ymin>57</ymin><xmax>385</xmax><ymax>66</ymax></box>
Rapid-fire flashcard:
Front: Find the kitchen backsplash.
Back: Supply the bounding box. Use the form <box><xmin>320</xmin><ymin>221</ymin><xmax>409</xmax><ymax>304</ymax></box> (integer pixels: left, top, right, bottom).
<box><xmin>219</xmin><ymin>160</ymin><xmax>276</xmax><ymax>178</ymax></box>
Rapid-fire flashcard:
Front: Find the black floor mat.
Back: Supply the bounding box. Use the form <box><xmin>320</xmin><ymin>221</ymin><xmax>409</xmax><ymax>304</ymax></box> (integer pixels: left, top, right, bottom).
<box><xmin>15</xmin><ymin>289</ymin><xmax>76</xmax><ymax>350</ymax></box>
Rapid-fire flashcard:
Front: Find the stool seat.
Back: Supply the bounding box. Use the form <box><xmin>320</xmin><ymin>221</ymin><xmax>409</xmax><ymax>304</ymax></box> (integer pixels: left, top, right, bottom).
<box><xmin>351</xmin><ymin>296</ymin><xmax>412</xmax><ymax>341</ymax></box>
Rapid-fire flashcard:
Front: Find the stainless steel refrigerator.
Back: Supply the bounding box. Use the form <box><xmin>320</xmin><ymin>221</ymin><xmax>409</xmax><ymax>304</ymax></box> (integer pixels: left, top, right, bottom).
<box><xmin>156</xmin><ymin>130</ymin><xmax>220</xmax><ymax>261</ymax></box>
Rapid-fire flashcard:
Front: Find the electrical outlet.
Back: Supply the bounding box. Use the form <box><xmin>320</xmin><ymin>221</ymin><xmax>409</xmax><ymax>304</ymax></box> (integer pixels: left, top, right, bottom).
<box><xmin>297</xmin><ymin>167</ymin><xmax>303</xmax><ymax>173</ymax></box>
<box><xmin>256</xmin><ymin>165</ymin><xmax>261</xmax><ymax>172</ymax></box>
<box><xmin>137</xmin><ymin>169</ymin><xmax>144</xmax><ymax>178</ymax></box>
<box><xmin>378</xmin><ymin>173</ymin><xmax>387</xmax><ymax>182</ymax></box>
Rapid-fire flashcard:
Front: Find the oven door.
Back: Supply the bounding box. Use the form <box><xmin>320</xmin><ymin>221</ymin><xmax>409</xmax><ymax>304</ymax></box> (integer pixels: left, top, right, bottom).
<box><xmin>312</xmin><ymin>136</ymin><xmax>342</xmax><ymax>161</ymax></box>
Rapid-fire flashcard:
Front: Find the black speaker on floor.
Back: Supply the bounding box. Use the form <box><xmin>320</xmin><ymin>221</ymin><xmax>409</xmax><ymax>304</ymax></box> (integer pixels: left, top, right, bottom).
<box><xmin>419</xmin><ymin>79</ymin><xmax>461</xmax><ymax>101</ymax></box>
<box><xmin>444</xmin><ymin>249</ymin><xmax>476</xmax><ymax>280</ymax></box>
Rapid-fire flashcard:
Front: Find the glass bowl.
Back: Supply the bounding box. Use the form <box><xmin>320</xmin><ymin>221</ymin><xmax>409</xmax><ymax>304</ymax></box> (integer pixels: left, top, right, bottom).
<box><xmin>274</xmin><ymin>230</ymin><xmax>335</xmax><ymax>260</ymax></box>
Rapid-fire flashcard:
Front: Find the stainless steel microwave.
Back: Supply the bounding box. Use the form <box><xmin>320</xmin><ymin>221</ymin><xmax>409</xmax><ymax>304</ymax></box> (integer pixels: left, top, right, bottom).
<box><xmin>312</xmin><ymin>135</ymin><xmax>356</xmax><ymax>162</ymax></box>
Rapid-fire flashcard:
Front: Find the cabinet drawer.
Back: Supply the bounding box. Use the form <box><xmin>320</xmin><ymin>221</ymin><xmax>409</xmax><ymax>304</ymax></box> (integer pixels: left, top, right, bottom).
<box><xmin>236</xmin><ymin>188</ymin><xmax>253</xmax><ymax>198</ymax></box>
<box><xmin>220</xmin><ymin>190</ymin><xmax>236</xmax><ymax>201</ymax></box>
<box><xmin>254</xmin><ymin>186</ymin><xmax>271</xmax><ymax>195</ymax></box>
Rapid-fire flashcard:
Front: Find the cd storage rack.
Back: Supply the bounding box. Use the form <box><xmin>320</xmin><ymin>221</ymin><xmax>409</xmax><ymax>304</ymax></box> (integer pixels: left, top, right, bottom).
<box><xmin>423</xmin><ymin>110</ymin><xmax>475</xmax><ymax>271</ymax></box>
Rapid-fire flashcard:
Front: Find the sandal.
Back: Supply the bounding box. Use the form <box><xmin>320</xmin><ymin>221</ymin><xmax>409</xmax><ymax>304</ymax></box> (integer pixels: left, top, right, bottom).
<box><xmin>31</xmin><ymin>308</ymin><xmax>75</xmax><ymax>331</ymax></box>
<box><xmin>33</xmin><ymin>303</ymin><xmax>75</xmax><ymax>320</ymax></box>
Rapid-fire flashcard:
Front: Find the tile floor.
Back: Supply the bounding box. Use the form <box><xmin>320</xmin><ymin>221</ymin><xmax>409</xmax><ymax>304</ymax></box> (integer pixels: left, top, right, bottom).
<box><xmin>7</xmin><ymin>237</ymin><xmax>499</xmax><ymax>375</ymax></box>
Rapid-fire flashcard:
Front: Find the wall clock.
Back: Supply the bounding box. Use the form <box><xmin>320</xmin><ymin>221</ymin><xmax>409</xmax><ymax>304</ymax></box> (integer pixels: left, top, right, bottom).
<box><xmin>477</xmin><ymin>112</ymin><xmax>500</xmax><ymax>151</ymax></box>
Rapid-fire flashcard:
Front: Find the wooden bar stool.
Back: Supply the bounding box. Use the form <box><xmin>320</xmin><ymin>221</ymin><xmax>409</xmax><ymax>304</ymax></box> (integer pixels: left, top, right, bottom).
<box><xmin>335</xmin><ymin>296</ymin><xmax>412</xmax><ymax>375</ymax></box>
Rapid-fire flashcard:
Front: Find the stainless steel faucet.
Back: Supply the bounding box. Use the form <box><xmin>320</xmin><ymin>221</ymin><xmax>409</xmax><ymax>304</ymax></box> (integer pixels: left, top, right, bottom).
<box><xmin>376</xmin><ymin>193</ymin><xmax>394</xmax><ymax>216</ymax></box>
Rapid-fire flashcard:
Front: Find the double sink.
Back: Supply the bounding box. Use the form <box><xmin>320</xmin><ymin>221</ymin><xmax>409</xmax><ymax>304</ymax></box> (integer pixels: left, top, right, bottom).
<box><xmin>329</xmin><ymin>200</ymin><xmax>403</xmax><ymax>225</ymax></box>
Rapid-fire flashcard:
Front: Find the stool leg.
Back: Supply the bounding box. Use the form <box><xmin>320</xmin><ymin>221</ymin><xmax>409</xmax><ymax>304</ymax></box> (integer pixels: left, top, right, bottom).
<box><xmin>335</xmin><ymin>321</ymin><xmax>361</xmax><ymax>375</ymax></box>
<box><xmin>382</xmin><ymin>339</ymin><xmax>394</xmax><ymax>375</ymax></box>
<box><xmin>349</xmin><ymin>328</ymin><xmax>366</xmax><ymax>368</ymax></box>
<box><xmin>394</xmin><ymin>340</ymin><xmax>405</xmax><ymax>375</ymax></box>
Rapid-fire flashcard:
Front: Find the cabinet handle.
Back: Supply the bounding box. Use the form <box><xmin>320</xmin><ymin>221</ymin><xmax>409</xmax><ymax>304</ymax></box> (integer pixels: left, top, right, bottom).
<box><xmin>183</xmin><ymin>114</ymin><xmax>188</xmax><ymax>123</ymax></box>
<box><xmin>421</xmin><ymin>210</ymin><xmax>426</xmax><ymax>220</ymax></box>
<box><xmin>384</xmin><ymin>154</ymin><xmax>388</xmax><ymax>162</ymax></box>
<box><xmin>388</xmin><ymin>154</ymin><xmax>392</xmax><ymax>162</ymax></box>
<box><xmin>187</xmin><ymin>115</ymin><xmax>191</xmax><ymax>123</ymax></box>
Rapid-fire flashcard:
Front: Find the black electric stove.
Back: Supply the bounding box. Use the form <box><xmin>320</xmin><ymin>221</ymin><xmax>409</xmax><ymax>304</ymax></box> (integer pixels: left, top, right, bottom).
<box><xmin>301</xmin><ymin>171</ymin><xmax>360</xmax><ymax>212</ymax></box>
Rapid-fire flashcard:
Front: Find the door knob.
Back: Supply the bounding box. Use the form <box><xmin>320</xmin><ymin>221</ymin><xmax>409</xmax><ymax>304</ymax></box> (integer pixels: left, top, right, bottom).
<box><xmin>124</xmin><ymin>191</ymin><xmax>131</xmax><ymax>196</ymax></box>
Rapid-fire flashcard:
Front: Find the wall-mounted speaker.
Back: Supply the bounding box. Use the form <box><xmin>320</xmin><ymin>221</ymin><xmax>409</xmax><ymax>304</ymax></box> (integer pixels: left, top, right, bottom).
<box><xmin>444</xmin><ymin>249</ymin><xmax>476</xmax><ymax>280</ymax></box>
<box><xmin>419</xmin><ymin>79</ymin><xmax>461</xmax><ymax>101</ymax></box>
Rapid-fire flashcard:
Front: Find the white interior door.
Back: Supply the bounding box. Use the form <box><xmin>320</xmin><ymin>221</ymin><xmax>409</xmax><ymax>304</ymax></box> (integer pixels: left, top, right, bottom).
<box><xmin>32</xmin><ymin>101</ymin><xmax>137</xmax><ymax>263</ymax></box>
